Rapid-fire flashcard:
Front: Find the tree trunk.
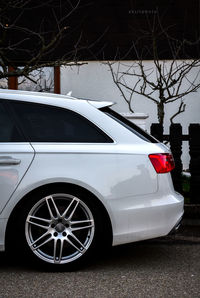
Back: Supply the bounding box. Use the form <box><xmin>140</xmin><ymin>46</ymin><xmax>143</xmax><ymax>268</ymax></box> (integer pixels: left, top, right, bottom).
<box><xmin>157</xmin><ymin>101</ymin><xmax>165</xmax><ymax>127</ymax></box>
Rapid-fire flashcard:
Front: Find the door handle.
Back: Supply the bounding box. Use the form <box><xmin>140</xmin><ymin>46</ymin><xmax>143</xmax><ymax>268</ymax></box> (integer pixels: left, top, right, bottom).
<box><xmin>0</xmin><ymin>157</ymin><xmax>21</xmax><ymax>166</ymax></box>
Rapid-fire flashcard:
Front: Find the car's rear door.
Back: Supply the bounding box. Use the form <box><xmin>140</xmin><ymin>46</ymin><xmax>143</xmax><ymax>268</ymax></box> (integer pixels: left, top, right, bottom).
<box><xmin>0</xmin><ymin>100</ymin><xmax>34</xmax><ymax>213</ymax></box>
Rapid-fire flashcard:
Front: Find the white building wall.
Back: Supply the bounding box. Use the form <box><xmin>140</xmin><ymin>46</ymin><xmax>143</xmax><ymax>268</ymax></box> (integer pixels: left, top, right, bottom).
<box><xmin>61</xmin><ymin>61</ymin><xmax>200</xmax><ymax>170</ymax></box>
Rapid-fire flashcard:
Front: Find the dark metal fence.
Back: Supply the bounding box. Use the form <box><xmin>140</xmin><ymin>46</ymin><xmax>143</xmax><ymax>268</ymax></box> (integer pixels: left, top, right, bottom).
<box><xmin>150</xmin><ymin>123</ymin><xmax>200</xmax><ymax>204</ymax></box>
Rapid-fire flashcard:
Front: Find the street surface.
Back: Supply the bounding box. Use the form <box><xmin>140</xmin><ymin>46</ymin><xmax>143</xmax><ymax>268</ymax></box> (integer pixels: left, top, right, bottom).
<box><xmin>0</xmin><ymin>242</ymin><xmax>200</xmax><ymax>298</ymax></box>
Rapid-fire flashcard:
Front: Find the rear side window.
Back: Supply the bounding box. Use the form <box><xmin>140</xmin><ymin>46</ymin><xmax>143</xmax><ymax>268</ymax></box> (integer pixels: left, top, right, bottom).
<box><xmin>0</xmin><ymin>102</ymin><xmax>24</xmax><ymax>142</ymax></box>
<box><xmin>10</xmin><ymin>101</ymin><xmax>113</xmax><ymax>143</ymax></box>
<box><xmin>101</xmin><ymin>107</ymin><xmax>158</xmax><ymax>143</ymax></box>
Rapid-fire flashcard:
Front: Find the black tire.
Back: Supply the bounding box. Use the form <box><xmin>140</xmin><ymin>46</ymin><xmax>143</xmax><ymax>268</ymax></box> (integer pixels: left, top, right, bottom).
<box><xmin>13</xmin><ymin>186</ymin><xmax>107</xmax><ymax>271</ymax></box>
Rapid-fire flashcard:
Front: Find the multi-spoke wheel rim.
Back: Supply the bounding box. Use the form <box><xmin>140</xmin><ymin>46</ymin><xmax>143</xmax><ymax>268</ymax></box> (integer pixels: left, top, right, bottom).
<box><xmin>25</xmin><ymin>194</ymin><xmax>95</xmax><ymax>264</ymax></box>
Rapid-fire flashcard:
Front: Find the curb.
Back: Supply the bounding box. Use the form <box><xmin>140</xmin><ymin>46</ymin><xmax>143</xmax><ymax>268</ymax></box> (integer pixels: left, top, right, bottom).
<box><xmin>150</xmin><ymin>235</ymin><xmax>200</xmax><ymax>244</ymax></box>
<box><xmin>167</xmin><ymin>235</ymin><xmax>200</xmax><ymax>243</ymax></box>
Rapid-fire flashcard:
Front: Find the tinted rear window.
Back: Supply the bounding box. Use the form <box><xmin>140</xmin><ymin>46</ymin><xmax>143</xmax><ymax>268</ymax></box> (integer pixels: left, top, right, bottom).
<box><xmin>10</xmin><ymin>101</ymin><xmax>113</xmax><ymax>143</ymax></box>
<box><xmin>101</xmin><ymin>107</ymin><xmax>158</xmax><ymax>143</ymax></box>
<box><xmin>0</xmin><ymin>101</ymin><xmax>24</xmax><ymax>142</ymax></box>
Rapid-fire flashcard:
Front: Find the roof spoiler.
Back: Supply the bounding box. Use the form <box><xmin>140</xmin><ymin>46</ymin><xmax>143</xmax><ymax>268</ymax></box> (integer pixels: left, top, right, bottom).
<box><xmin>88</xmin><ymin>100</ymin><xmax>115</xmax><ymax>109</ymax></box>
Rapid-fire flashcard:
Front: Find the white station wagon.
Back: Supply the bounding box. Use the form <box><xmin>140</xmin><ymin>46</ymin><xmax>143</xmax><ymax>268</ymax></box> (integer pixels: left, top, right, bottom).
<box><xmin>0</xmin><ymin>89</ymin><xmax>183</xmax><ymax>269</ymax></box>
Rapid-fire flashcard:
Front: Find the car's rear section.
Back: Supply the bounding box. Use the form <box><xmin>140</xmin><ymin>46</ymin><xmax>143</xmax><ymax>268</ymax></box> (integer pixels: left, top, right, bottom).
<box><xmin>97</xmin><ymin>106</ymin><xmax>184</xmax><ymax>246</ymax></box>
<box><xmin>102</xmin><ymin>142</ymin><xmax>183</xmax><ymax>246</ymax></box>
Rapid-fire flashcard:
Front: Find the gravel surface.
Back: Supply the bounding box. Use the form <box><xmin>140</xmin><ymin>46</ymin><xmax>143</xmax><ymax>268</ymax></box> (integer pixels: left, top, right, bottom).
<box><xmin>0</xmin><ymin>242</ymin><xmax>200</xmax><ymax>298</ymax></box>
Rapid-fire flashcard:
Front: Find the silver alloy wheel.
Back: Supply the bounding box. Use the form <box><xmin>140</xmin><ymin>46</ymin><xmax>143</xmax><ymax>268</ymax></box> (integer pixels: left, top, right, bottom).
<box><xmin>25</xmin><ymin>194</ymin><xmax>95</xmax><ymax>264</ymax></box>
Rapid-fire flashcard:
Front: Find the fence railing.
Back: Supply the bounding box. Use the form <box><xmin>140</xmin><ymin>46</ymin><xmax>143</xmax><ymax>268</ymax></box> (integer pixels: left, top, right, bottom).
<box><xmin>150</xmin><ymin>123</ymin><xmax>200</xmax><ymax>204</ymax></box>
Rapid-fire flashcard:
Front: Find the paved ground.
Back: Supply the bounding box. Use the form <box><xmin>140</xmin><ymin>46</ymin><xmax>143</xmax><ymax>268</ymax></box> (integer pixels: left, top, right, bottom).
<box><xmin>0</xmin><ymin>242</ymin><xmax>200</xmax><ymax>298</ymax></box>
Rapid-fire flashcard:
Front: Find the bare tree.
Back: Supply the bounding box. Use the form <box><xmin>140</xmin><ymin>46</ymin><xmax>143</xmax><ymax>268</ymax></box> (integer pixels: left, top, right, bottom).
<box><xmin>18</xmin><ymin>68</ymin><xmax>54</xmax><ymax>92</ymax></box>
<box><xmin>107</xmin><ymin>16</ymin><xmax>200</xmax><ymax>126</ymax></box>
<box><xmin>0</xmin><ymin>0</ymin><xmax>96</xmax><ymax>83</ymax></box>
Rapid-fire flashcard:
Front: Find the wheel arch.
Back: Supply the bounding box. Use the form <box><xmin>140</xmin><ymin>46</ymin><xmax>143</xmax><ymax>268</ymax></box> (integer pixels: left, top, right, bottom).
<box><xmin>5</xmin><ymin>182</ymin><xmax>113</xmax><ymax>249</ymax></box>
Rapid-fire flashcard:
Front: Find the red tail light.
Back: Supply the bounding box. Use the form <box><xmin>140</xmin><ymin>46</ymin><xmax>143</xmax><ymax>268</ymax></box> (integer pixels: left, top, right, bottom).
<box><xmin>149</xmin><ymin>153</ymin><xmax>175</xmax><ymax>173</ymax></box>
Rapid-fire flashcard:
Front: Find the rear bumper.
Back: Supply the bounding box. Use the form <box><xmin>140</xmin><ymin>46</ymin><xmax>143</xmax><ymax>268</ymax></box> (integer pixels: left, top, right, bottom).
<box><xmin>111</xmin><ymin>191</ymin><xmax>184</xmax><ymax>246</ymax></box>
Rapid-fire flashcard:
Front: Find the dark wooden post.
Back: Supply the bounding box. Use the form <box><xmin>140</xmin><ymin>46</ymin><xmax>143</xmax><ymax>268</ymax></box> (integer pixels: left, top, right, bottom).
<box><xmin>54</xmin><ymin>66</ymin><xmax>60</xmax><ymax>94</ymax></box>
<box><xmin>150</xmin><ymin>123</ymin><xmax>163</xmax><ymax>142</ymax></box>
<box><xmin>8</xmin><ymin>66</ymin><xmax>18</xmax><ymax>90</ymax></box>
<box><xmin>170</xmin><ymin>124</ymin><xmax>183</xmax><ymax>193</ymax></box>
<box><xmin>189</xmin><ymin>124</ymin><xmax>200</xmax><ymax>203</ymax></box>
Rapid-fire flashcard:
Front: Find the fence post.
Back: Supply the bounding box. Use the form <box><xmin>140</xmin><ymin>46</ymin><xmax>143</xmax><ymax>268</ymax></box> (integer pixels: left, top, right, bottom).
<box><xmin>189</xmin><ymin>124</ymin><xmax>200</xmax><ymax>203</ymax></box>
<box><xmin>170</xmin><ymin>124</ymin><xmax>183</xmax><ymax>193</ymax></box>
<box><xmin>150</xmin><ymin>123</ymin><xmax>163</xmax><ymax>142</ymax></box>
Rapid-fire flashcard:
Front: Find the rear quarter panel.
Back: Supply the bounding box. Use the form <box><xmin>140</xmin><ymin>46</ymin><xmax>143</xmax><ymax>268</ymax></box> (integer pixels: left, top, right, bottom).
<box><xmin>1</xmin><ymin>143</ymin><xmax>158</xmax><ymax>233</ymax></box>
